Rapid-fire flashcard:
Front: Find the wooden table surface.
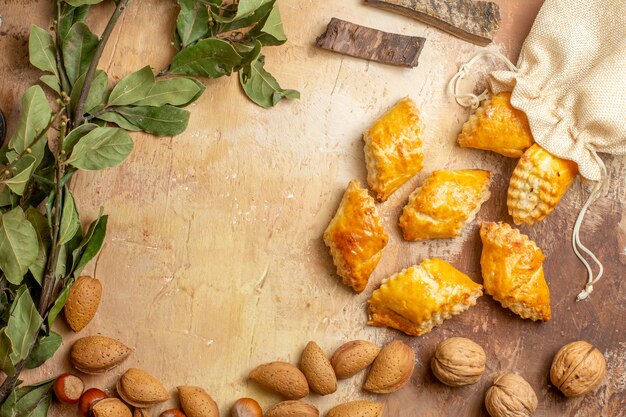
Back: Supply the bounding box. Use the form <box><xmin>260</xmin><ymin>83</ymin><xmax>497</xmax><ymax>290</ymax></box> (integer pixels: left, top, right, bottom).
<box><xmin>1</xmin><ymin>1</ymin><xmax>624</xmax><ymax>416</ymax></box>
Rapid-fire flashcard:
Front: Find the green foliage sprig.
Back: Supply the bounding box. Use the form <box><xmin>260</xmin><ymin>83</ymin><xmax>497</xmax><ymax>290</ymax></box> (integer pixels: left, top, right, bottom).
<box><xmin>0</xmin><ymin>0</ymin><xmax>297</xmax><ymax>413</ymax></box>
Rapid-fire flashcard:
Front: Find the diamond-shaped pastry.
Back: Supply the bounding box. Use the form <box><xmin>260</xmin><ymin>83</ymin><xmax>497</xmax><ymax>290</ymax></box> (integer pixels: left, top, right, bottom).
<box><xmin>458</xmin><ymin>92</ymin><xmax>534</xmax><ymax>157</ymax></box>
<box><xmin>368</xmin><ymin>258</ymin><xmax>483</xmax><ymax>336</ymax></box>
<box><xmin>399</xmin><ymin>169</ymin><xmax>491</xmax><ymax>240</ymax></box>
<box><xmin>508</xmin><ymin>144</ymin><xmax>578</xmax><ymax>225</ymax></box>
<box><xmin>480</xmin><ymin>222</ymin><xmax>551</xmax><ymax>321</ymax></box>
<box><xmin>363</xmin><ymin>97</ymin><xmax>425</xmax><ymax>202</ymax></box>
<box><xmin>324</xmin><ymin>180</ymin><xmax>388</xmax><ymax>293</ymax></box>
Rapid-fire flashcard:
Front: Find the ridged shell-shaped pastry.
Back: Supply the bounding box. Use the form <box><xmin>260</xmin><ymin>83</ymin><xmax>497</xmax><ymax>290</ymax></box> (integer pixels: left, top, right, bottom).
<box><xmin>368</xmin><ymin>258</ymin><xmax>483</xmax><ymax>336</ymax></box>
<box><xmin>507</xmin><ymin>144</ymin><xmax>578</xmax><ymax>225</ymax></box>
<box><xmin>458</xmin><ymin>92</ymin><xmax>534</xmax><ymax>157</ymax></box>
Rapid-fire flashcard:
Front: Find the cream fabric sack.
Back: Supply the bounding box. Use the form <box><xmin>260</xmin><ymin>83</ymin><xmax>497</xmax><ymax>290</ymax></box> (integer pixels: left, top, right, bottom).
<box><xmin>450</xmin><ymin>0</ymin><xmax>626</xmax><ymax>300</ymax></box>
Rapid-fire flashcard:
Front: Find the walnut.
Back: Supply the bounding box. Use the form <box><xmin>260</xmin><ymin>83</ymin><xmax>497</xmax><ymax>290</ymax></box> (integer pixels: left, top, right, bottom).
<box><xmin>431</xmin><ymin>337</ymin><xmax>486</xmax><ymax>387</ymax></box>
<box><xmin>550</xmin><ymin>340</ymin><xmax>606</xmax><ymax>397</ymax></box>
<box><xmin>485</xmin><ymin>373</ymin><xmax>537</xmax><ymax>417</ymax></box>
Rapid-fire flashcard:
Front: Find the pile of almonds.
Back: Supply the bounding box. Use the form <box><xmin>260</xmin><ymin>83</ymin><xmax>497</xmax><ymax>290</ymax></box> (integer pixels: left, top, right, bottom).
<box><xmin>246</xmin><ymin>339</ymin><xmax>414</xmax><ymax>417</ymax></box>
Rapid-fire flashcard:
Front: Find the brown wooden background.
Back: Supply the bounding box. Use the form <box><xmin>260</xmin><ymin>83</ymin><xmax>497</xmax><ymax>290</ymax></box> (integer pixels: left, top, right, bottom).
<box><xmin>0</xmin><ymin>0</ymin><xmax>624</xmax><ymax>416</ymax></box>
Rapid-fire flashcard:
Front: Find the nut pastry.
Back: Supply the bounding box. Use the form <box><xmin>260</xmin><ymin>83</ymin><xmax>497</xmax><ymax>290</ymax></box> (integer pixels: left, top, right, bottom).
<box><xmin>399</xmin><ymin>169</ymin><xmax>491</xmax><ymax>240</ymax></box>
<box><xmin>324</xmin><ymin>180</ymin><xmax>388</xmax><ymax>293</ymax></box>
<box><xmin>368</xmin><ymin>258</ymin><xmax>483</xmax><ymax>336</ymax></box>
<box><xmin>508</xmin><ymin>144</ymin><xmax>578</xmax><ymax>225</ymax></box>
<box><xmin>458</xmin><ymin>92</ymin><xmax>534</xmax><ymax>157</ymax></box>
<box><xmin>479</xmin><ymin>222</ymin><xmax>551</xmax><ymax>321</ymax></box>
<box><xmin>363</xmin><ymin>97</ymin><xmax>425</xmax><ymax>202</ymax></box>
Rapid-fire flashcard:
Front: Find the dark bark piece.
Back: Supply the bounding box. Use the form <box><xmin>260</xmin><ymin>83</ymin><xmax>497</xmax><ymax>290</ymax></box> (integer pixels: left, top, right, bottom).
<box><xmin>316</xmin><ymin>18</ymin><xmax>426</xmax><ymax>68</ymax></box>
<box><xmin>365</xmin><ymin>0</ymin><xmax>501</xmax><ymax>46</ymax></box>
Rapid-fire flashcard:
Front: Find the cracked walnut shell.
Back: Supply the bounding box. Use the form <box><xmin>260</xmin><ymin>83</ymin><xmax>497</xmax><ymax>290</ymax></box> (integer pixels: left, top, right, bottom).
<box><xmin>485</xmin><ymin>373</ymin><xmax>537</xmax><ymax>417</ymax></box>
<box><xmin>550</xmin><ymin>340</ymin><xmax>606</xmax><ymax>397</ymax></box>
<box><xmin>431</xmin><ymin>337</ymin><xmax>486</xmax><ymax>387</ymax></box>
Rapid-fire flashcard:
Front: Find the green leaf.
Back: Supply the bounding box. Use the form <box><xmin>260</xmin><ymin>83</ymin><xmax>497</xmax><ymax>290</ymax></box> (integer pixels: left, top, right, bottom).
<box><xmin>66</xmin><ymin>127</ymin><xmax>133</xmax><ymax>170</ymax></box>
<box><xmin>24</xmin><ymin>332</ymin><xmax>61</xmax><ymax>369</ymax></box>
<box><xmin>64</xmin><ymin>0</ymin><xmax>103</xmax><ymax>8</ymax></box>
<box><xmin>39</xmin><ymin>75</ymin><xmax>61</xmax><ymax>95</ymax></box>
<box><xmin>29</xmin><ymin>25</ymin><xmax>58</xmax><ymax>76</ymax></box>
<box><xmin>0</xmin><ymin>208</ymin><xmax>39</xmax><ymax>285</ymax></box>
<box><xmin>3</xmin><ymin>286</ymin><xmax>44</xmax><ymax>369</ymax></box>
<box><xmin>219</xmin><ymin>0</ymin><xmax>274</xmax><ymax>32</ymax></box>
<box><xmin>63</xmin><ymin>123</ymin><xmax>98</xmax><ymax>154</ymax></box>
<box><xmin>107</xmin><ymin>66</ymin><xmax>155</xmax><ymax>107</ymax></box>
<box><xmin>239</xmin><ymin>54</ymin><xmax>299</xmax><ymax>108</ymax></box>
<box><xmin>62</xmin><ymin>22</ymin><xmax>99</xmax><ymax>86</ymax></box>
<box><xmin>8</xmin><ymin>86</ymin><xmax>51</xmax><ymax>158</ymax></box>
<box><xmin>25</xmin><ymin>208</ymin><xmax>50</xmax><ymax>285</ymax></box>
<box><xmin>134</xmin><ymin>78</ymin><xmax>205</xmax><ymax>107</ymax></box>
<box><xmin>70</xmin><ymin>70</ymin><xmax>109</xmax><ymax>116</ymax></box>
<box><xmin>248</xmin><ymin>3</ymin><xmax>287</xmax><ymax>46</ymax></box>
<box><xmin>47</xmin><ymin>278</ymin><xmax>74</xmax><ymax>328</ymax></box>
<box><xmin>169</xmin><ymin>38</ymin><xmax>242</xmax><ymax>78</ymax></box>
<box><xmin>116</xmin><ymin>106</ymin><xmax>190</xmax><ymax>137</ymax></box>
<box><xmin>58</xmin><ymin>189</ymin><xmax>80</xmax><ymax>246</ymax></box>
<box><xmin>2</xmin><ymin>155</ymin><xmax>37</xmax><ymax>196</ymax></box>
<box><xmin>0</xmin><ymin>378</ymin><xmax>54</xmax><ymax>417</ymax></box>
<box><xmin>177</xmin><ymin>0</ymin><xmax>209</xmax><ymax>48</ymax></box>
<box><xmin>235</xmin><ymin>0</ymin><xmax>273</xmax><ymax>19</ymax></box>
<box><xmin>58</xmin><ymin>4</ymin><xmax>90</xmax><ymax>43</ymax></box>
<box><xmin>0</xmin><ymin>330</ymin><xmax>15</xmax><ymax>376</ymax></box>
<box><xmin>97</xmin><ymin>111</ymin><xmax>141</xmax><ymax>131</ymax></box>
<box><xmin>72</xmin><ymin>214</ymin><xmax>107</xmax><ymax>276</ymax></box>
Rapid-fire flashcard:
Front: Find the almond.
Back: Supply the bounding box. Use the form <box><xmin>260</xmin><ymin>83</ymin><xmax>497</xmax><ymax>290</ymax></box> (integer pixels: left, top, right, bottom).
<box><xmin>363</xmin><ymin>340</ymin><xmax>415</xmax><ymax>393</ymax></box>
<box><xmin>70</xmin><ymin>336</ymin><xmax>132</xmax><ymax>374</ymax></box>
<box><xmin>64</xmin><ymin>276</ymin><xmax>103</xmax><ymax>332</ymax></box>
<box><xmin>177</xmin><ymin>386</ymin><xmax>219</xmax><ymax>417</ymax></box>
<box><xmin>265</xmin><ymin>400</ymin><xmax>319</xmax><ymax>417</ymax></box>
<box><xmin>326</xmin><ymin>401</ymin><xmax>383</xmax><ymax>417</ymax></box>
<box><xmin>249</xmin><ymin>361</ymin><xmax>309</xmax><ymax>399</ymax></box>
<box><xmin>330</xmin><ymin>340</ymin><xmax>380</xmax><ymax>379</ymax></box>
<box><xmin>92</xmin><ymin>398</ymin><xmax>132</xmax><ymax>417</ymax></box>
<box><xmin>117</xmin><ymin>368</ymin><xmax>169</xmax><ymax>408</ymax></box>
<box><xmin>133</xmin><ymin>410</ymin><xmax>151</xmax><ymax>417</ymax></box>
<box><xmin>299</xmin><ymin>341</ymin><xmax>337</xmax><ymax>395</ymax></box>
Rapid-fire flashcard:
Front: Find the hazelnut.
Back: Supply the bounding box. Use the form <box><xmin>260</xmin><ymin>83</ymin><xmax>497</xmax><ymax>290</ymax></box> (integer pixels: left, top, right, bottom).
<box><xmin>160</xmin><ymin>410</ymin><xmax>186</xmax><ymax>417</ymax></box>
<box><xmin>431</xmin><ymin>337</ymin><xmax>486</xmax><ymax>387</ymax></box>
<box><xmin>231</xmin><ymin>398</ymin><xmax>262</xmax><ymax>417</ymax></box>
<box><xmin>485</xmin><ymin>373</ymin><xmax>537</xmax><ymax>417</ymax></box>
<box><xmin>78</xmin><ymin>388</ymin><xmax>107</xmax><ymax>416</ymax></box>
<box><xmin>53</xmin><ymin>373</ymin><xmax>85</xmax><ymax>404</ymax></box>
<box><xmin>550</xmin><ymin>340</ymin><xmax>606</xmax><ymax>397</ymax></box>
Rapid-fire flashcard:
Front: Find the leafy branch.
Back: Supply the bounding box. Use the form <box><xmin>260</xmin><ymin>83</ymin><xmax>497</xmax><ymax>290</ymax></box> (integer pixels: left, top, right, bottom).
<box><xmin>1</xmin><ymin>0</ymin><xmax>298</xmax><ymax>412</ymax></box>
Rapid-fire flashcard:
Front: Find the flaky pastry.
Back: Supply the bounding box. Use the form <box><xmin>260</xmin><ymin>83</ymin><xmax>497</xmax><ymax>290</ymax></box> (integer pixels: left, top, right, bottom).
<box><xmin>399</xmin><ymin>170</ymin><xmax>491</xmax><ymax>240</ymax></box>
<box><xmin>458</xmin><ymin>92</ymin><xmax>534</xmax><ymax>157</ymax></box>
<box><xmin>479</xmin><ymin>222</ymin><xmax>551</xmax><ymax>321</ymax></box>
<box><xmin>368</xmin><ymin>258</ymin><xmax>483</xmax><ymax>336</ymax></box>
<box><xmin>363</xmin><ymin>98</ymin><xmax>425</xmax><ymax>202</ymax></box>
<box><xmin>324</xmin><ymin>180</ymin><xmax>388</xmax><ymax>293</ymax></box>
<box><xmin>507</xmin><ymin>144</ymin><xmax>578</xmax><ymax>225</ymax></box>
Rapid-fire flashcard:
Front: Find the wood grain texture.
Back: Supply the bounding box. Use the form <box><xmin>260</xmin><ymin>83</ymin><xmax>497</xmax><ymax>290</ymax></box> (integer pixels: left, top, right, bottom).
<box><xmin>316</xmin><ymin>18</ymin><xmax>426</xmax><ymax>67</ymax></box>
<box><xmin>365</xmin><ymin>0</ymin><xmax>501</xmax><ymax>46</ymax></box>
<box><xmin>0</xmin><ymin>0</ymin><xmax>623</xmax><ymax>416</ymax></box>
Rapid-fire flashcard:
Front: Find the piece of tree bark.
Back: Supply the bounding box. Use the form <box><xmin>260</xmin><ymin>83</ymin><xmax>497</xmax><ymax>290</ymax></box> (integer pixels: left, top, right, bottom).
<box><xmin>364</xmin><ymin>0</ymin><xmax>501</xmax><ymax>46</ymax></box>
<box><xmin>316</xmin><ymin>18</ymin><xmax>426</xmax><ymax>68</ymax></box>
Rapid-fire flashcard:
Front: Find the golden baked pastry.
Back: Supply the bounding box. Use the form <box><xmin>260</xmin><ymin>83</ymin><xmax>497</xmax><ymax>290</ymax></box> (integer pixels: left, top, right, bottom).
<box><xmin>368</xmin><ymin>258</ymin><xmax>483</xmax><ymax>336</ymax></box>
<box><xmin>324</xmin><ymin>180</ymin><xmax>389</xmax><ymax>293</ymax></box>
<box><xmin>458</xmin><ymin>92</ymin><xmax>534</xmax><ymax>157</ymax></box>
<box><xmin>508</xmin><ymin>144</ymin><xmax>578</xmax><ymax>225</ymax></box>
<box><xmin>479</xmin><ymin>222</ymin><xmax>551</xmax><ymax>321</ymax></box>
<box><xmin>363</xmin><ymin>98</ymin><xmax>425</xmax><ymax>202</ymax></box>
<box><xmin>399</xmin><ymin>170</ymin><xmax>491</xmax><ymax>240</ymax></box>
